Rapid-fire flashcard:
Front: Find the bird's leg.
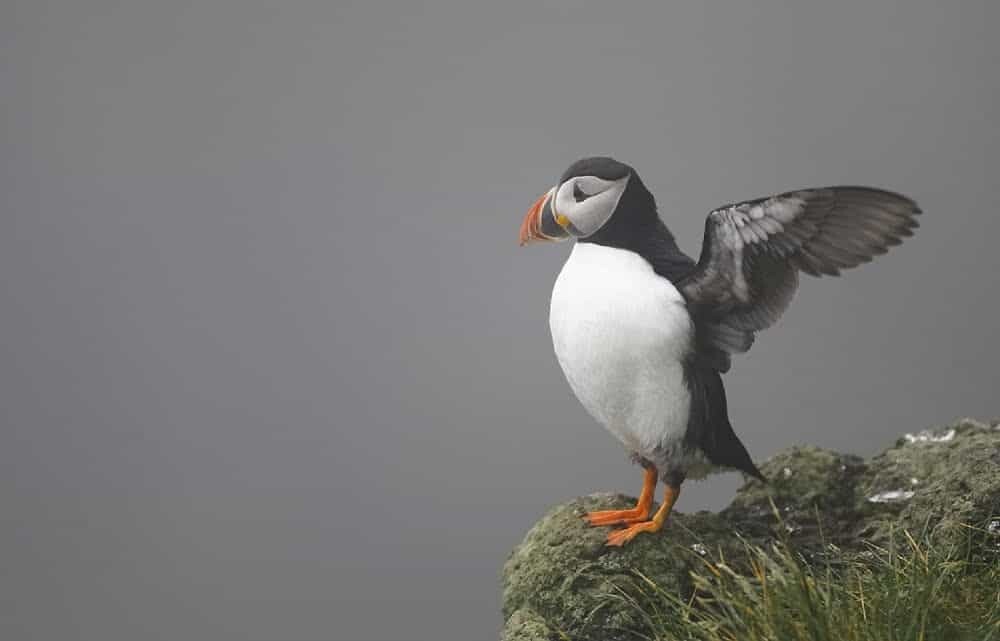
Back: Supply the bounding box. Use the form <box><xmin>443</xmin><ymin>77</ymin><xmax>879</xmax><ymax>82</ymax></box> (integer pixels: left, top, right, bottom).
<box><xmin>583</xmin><ymin>467</ymin><xmax>657</xmax><ymax>526</ymax></box>
<box><xmin>605</xmin><ymin>482</ymin><xmax>681</xmax><ymax>547</ymax></box>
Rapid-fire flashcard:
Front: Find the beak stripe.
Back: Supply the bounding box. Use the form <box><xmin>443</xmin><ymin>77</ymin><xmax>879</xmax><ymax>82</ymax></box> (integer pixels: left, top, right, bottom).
<box><xmin>518</xmin><ymin>192</ymin><xmax>547</xmax><ymax>246</ymax></box>
<box><xmin>519</xmin><ymin>189</ymin><xmax>561</xmax><ymax>245</ymax></box>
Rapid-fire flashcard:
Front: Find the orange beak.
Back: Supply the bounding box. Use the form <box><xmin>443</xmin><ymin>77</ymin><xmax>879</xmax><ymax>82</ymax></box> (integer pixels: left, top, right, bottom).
<box><xmin>518</xmin><ymin>188</ymin><xmax>568</xmax><ymax>246</ymax></box>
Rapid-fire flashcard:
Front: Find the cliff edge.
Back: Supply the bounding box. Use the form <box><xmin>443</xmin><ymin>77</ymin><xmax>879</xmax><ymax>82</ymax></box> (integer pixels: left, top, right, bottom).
<box><xmin>502</xmin><ymin>418</ymin><xmax>1000</xmax><ymax>641</ymax></box>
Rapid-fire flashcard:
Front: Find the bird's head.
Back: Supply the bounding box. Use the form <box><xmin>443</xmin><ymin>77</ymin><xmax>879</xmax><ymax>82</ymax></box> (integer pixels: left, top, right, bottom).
<box><xmin>519</xmin><ymin>157</ymin><xmax>636</xmax><ymax>246</ymax></box>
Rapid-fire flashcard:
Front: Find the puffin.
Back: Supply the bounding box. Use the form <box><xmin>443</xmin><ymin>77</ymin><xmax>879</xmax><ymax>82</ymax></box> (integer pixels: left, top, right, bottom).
<box><xmin>518</xmin><ymin>157</ymin><xmax>920</xmax><ymax>546</ymax></box>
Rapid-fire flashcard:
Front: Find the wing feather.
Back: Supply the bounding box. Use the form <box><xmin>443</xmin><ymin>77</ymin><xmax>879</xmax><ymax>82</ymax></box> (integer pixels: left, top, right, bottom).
<box><xmin>680</xmin><ymin>186</ymin><xmax>920</xmax><ymax>370</ymax></box>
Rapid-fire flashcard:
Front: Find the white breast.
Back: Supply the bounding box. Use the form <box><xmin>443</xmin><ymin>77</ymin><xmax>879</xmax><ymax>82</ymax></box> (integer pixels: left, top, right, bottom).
<box><xmin>549</xmin><ymin>243</ymin><xmax>693</xmax><ymax>458</ymax></box>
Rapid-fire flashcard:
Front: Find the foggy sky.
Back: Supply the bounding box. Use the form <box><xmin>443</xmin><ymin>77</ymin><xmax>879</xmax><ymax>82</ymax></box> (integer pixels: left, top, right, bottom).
<box><xmin>2</xmin><ymin>1</ymin><xmax>998</xmax><ymax>640</ymax></box>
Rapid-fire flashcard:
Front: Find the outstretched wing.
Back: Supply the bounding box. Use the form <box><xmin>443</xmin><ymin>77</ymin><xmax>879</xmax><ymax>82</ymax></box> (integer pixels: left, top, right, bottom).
<box><xmin>679</xmin><ymin>186</ymin><xmax>920</xmax><ymax>371</ymax></box>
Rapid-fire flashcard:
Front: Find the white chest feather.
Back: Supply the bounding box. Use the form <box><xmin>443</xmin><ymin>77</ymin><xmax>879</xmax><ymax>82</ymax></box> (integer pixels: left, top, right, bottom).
<box><xmin>549</xmin><ymin>243</ymin><xmax>693</xmax><ymax>457</ymax></box>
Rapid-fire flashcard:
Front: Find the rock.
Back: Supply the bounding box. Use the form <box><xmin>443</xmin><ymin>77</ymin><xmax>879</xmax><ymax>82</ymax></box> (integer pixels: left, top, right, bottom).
<box><xmin>500</xmin><ymin>609</ymin><xmax>553</xmax><ymax>641</ymax></box>
<box><xmin>501</xmin><ymin>418</ymin><xmax>1000</xmax><ymax>641</ymax></box>
<box><xmin>860</xmin><ymin>418</ymin><xmax>1000</xmax><ymax>555</ymax></box>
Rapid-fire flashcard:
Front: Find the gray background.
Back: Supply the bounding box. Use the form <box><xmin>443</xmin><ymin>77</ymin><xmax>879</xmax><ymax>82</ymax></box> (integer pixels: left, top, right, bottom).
<box><xmin>2</xmin><ymin>1</ymin><xmax>998</xmax><ymax>640</ymax></box>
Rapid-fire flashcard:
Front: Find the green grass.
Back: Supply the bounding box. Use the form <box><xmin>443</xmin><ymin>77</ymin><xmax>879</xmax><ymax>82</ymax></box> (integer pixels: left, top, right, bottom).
<box><xmin>614</xmin><ymin>529</ymin><xmax>1000</xmax><ymax>641</ymax></box>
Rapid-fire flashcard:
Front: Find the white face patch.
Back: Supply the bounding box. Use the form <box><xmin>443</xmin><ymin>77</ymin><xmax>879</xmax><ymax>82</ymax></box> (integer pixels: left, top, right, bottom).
<box><xmin>552</xmin><ymin>174</ymin><xmax>630</xmax><ymax>237</ymax></box>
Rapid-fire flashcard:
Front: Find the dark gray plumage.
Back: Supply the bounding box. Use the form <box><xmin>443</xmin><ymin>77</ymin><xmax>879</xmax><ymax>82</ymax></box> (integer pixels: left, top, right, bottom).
<box><xmin>680</xmin><ymin>187</ymin><xmax>921</xmax><ymax>371</ymax></box>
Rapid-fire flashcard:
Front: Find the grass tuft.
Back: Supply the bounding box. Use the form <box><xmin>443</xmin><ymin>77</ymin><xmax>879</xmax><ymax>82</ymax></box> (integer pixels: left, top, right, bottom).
<box><xmin>613</xmin><ymin>526</ymin><xmax>1000</xmax><ymax>641</ymax></box>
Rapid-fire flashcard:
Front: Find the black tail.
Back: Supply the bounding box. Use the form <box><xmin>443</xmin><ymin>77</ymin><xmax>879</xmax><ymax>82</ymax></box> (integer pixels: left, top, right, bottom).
<box><xmin>684</xmin><ymin>362</ymin><xmax>766</xmax><ymax>482</ymax></box>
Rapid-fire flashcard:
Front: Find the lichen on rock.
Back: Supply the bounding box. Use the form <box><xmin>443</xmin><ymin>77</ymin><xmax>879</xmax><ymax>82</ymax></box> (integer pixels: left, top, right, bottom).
<box><xmin>501</xmin><ymin>418</ymin><xmax>1000</xmax><ymax>641</ymax></box>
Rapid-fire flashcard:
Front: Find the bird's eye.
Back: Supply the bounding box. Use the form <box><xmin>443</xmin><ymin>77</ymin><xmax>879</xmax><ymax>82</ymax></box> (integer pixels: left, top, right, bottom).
<box><xmin>573</xmin><ymin>183</ymin><xmax>588</xmax><ymax>202</ymax></box>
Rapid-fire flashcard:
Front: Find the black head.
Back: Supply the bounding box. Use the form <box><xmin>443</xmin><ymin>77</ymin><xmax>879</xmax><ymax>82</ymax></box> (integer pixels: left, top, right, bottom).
<box><xmin>519</xmin><ymin>156</ymin><xmax>658</xmax><ymax>246</ymax></box>
<box><xmin>559</xmin><ymin>156</ymin><xmax>632</xmax><ymax>184</ymax></box>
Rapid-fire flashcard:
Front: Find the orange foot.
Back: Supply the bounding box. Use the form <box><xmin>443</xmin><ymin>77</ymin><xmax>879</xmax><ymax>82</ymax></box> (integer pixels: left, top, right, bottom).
<box><xmin>604</xmin><ymin>483</ymin><xmax>680</xmax><ymax>547</ymax></box>
<box><xmin>606</xmin><ymin>520</ymin><xmax>663</xmax><ymax>546</ymax></box>
<box><xmin>585</xmin><ymin>510</ymin><xmax>649</xmax><ymax>526</ymax></box>
<box><xmin>583</xmin><ymin>468</ymin><xmax>656</xmax><ymax>526</ymax></box>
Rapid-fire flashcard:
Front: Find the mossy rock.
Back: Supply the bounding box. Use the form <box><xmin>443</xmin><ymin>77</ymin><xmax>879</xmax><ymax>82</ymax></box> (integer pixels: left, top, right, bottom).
<box><xmin>501</xmin><ymin>418</ymin><xmax>1000</xmax><ymax>641</ymax></box>
<box><xmin>726</xmin><ymin>446</ymin><xmax>868</xmax><ymax>550</ymax></box>
<box><xmin>859</xmin><ymin>418</ymin><xmax>1000</xmax><ymax>558</ymax></box>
